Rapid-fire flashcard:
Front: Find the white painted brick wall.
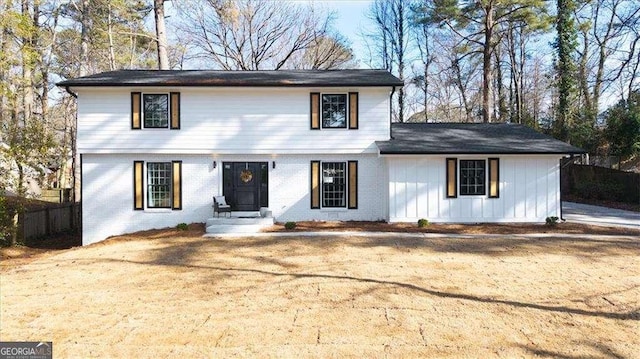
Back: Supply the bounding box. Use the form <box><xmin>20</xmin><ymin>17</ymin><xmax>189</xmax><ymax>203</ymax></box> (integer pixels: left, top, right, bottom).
<box><xmin>82</xmin><ymin>153</ymin><xmax>386</xmax><ymax>245</ymax></box>
<box><xmin>264</xmin><ymin>154</ymin><xmax>387</xmax><ymax>222</ymax></box>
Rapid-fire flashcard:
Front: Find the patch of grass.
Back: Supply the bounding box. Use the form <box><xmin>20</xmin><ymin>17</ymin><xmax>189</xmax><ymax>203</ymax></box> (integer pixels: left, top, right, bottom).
<box><xmin>176</xmin><ymin>223</ymin><xmax>189</xmax><ymax>231</ymax></box>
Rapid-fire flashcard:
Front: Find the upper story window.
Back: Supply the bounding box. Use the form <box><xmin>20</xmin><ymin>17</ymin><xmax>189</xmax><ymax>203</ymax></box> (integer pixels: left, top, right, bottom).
<box><xmin>322</xmin><ymin>94</ymin><xmax>347</xmax><ymax>128</ymax></box>
<box><xmin>131</xmin><ymin>92</ymin><xmax>180</xmax><ymax>130</ymax></box>
<box><xmin>310</xmin><ymin>92</ymin><xmax>358</xmax><ymax>130</ymax></box>
<box><xmin>143</xmin><ymin>94</ymin><xmax>169</xmax><ymax>128</ymax></box>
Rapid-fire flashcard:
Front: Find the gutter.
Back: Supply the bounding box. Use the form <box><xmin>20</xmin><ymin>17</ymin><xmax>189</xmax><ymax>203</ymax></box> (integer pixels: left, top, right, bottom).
<box><xmin>64</xmin><ymin>86</ymin><xmax>78</xmax><ymax>98</ymax></box>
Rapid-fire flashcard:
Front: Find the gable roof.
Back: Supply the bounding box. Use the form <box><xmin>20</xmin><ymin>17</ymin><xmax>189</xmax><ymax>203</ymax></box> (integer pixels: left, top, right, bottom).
<box><xmin>57</xmin><ymin>69</ymin><xmax>404</xmax><ymax>87</ymax></box>
<box><xmin>376</xmin><ymin>123</ymin><xmax>585</xmax><ymax>155</ymax></box>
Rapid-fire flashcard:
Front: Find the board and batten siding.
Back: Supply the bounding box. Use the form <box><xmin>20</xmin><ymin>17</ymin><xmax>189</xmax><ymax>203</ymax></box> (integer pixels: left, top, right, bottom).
<box><xmin>387</xmin><ymin>155</ymin><xmax>562</xmax><ymax>223</ymax></box>
<box><xmin>75</xmin><ymin>87</ymin><xmax>391</xmax><ymax>155</ymax></box>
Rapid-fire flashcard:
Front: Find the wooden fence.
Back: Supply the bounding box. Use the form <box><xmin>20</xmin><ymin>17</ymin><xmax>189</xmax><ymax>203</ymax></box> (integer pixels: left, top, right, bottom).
<box><xmin>17</xmin><ymin>202</ymin><xmax>81</xmax><ymax>244</ymax></box>
<box><xmin>562</xmin><ymin>164</ymin><xmax>640</xmax><ymax>204</ymax></box>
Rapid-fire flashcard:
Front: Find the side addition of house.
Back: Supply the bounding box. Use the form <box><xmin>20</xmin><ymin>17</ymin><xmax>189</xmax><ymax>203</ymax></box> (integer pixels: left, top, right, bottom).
<box><xmin>58</xmin><ymin>70</ymin><xmax>583</xmax><ymax>245</ymax></box>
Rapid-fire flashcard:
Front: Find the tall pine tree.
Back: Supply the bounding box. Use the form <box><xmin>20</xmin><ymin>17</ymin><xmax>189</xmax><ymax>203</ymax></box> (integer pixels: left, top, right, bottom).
<box><xmin>417</xmin><ymin>0</ymin><xmax>548</xmax><ymax>123</ymax></box>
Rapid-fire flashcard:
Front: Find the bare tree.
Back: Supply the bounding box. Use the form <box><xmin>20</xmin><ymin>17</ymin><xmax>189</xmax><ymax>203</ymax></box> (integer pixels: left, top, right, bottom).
<box><xmin>290</xmin><ymin>33</ymin><xmax>355</xmax><ymax>70</ymax></box>
<box><xmin>78</xmin><ymin>0</ymin><xmax>90</xmax><ymax>76</ymax></box>
<box><xmin>411</xmin><ymin>15</ymin><xmax>435</xmax><ymax>122</ymax></box>
<box><xmin>175</xmin><ymin>0</ymin><xmax>342</xmax><ymax>70</ymax></box>
<box><xmin>363</xmin><ymin>0</ymin><xmax>409</xmax><ymax>122</ymax></box>
<box><xmin>417</xmin><ymin>0</ymin><xmax>548</xmax><ymax>123</ymax></box>
<box><xmin>576</xmin><ymin>0</ymin><xmax>640</xmax><ymax>123</ymax></box>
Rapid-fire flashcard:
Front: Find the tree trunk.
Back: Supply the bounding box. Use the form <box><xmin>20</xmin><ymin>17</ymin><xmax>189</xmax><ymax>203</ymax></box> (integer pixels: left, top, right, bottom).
<box><xmin>517</xmin><ymin>27</ymin><xmax>525</xmax><ymax>125</ymax></box>
<box><xmin>21</xmin><ymin>0</ymin><xmax>34</xmax><ymax>125</ymax></box>
<box><xmin>507</xmin><ymin>24</ymin><xmax>520</xmax><ymax>123</ymax></box>
<box><xmin>494</xmin><ymin>46</ymin><xmax>507</xmax><ymax>122</ymax></box>
<box><xmin>482</xmin><ymin>3</ymin><xmax>494</xmax><ymax>123</ymax></box>
<box><xmin>396</xmin><ymin>0</ymin><xmax>405</xmax><ymax>122</ymax></box>
<box><xmin>107</xmin><ymin>3</ymin><xmax>116</xmax><ymax>70</ymax></box>
<box><xmin>155</xmin><ymin>0</ymin><xmax>170</xmax><ymax>70</ymax></box>
<box><xmin>578</xmin><ymin>29</ymin><xmax>592</xmax><ymax>116</ymax></box>
<box><xmin>424</xmin><ymin>66</ymin><xmax>429</xmax><ymax>122</ymax></box>
<box><xmin>453</xmin><ymin>58</ymin><xmax>472</xmax><ymax>122</ymax></box>
<box><xmin>34</xmin><ymin>1</ymin><xmax>48</xmax><ymax>126</ymax></box>
<box><xmin>0</xmin><ymin>1</ymin><xmax>10</xmax><ymax>127</ymax></box>
<box><xmin>79</xmin><ymin>0</ymin><xmax>90</xmax><ymax>76</ymax></box>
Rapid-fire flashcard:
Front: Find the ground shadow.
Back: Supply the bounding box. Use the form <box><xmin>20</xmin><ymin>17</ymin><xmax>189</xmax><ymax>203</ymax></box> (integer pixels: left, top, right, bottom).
<box><xmin>93</xmin><ymin>247</ymin><xmax>640</xmax><ymax>322</ymax></box>
<box><xmin>194</xmin><ymin>234</ymin><xmax>640</xmax><ymax>259</ymax></box>
<box><xmin>518</xmin><ymin>340</ymin><xmax>628</xmax><ymax>359</ymax></box>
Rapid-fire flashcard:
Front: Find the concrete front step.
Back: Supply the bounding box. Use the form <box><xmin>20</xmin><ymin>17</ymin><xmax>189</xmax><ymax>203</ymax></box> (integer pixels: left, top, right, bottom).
<box><xmin>206</xmin><ymin>217</ymin><xmax>273</xmax><ymax>227</ymax></box>
<box><xmin>205</xmin><ymin>215</ymin><xmax>274</xmax><ymax>234</ymax></box>
<box><xmin>205</xmin><ymin>224</ymin><xmax>272</xmax><ymax>234</ymax></box>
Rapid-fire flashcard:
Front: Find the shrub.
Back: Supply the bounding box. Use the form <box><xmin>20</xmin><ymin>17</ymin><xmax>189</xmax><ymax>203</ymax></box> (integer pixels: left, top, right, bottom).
<box><xmin>545</xmin><ymin>216</ymin><xmax>559</xmax><ymax>226</ymax></box>
<box><xmin>417</xmin><ymin>218</ymin><xmax>429</xmax><ymax>228</ymax></box>
<box><xmin>176</xmin><ymin>223</ymin><xmax>189</xmax><ymax>231</ymax></box>
<box><xmin>284</xmin><ymin>221</ymin><xmax>296</xmax><ymax>230</ymax></box>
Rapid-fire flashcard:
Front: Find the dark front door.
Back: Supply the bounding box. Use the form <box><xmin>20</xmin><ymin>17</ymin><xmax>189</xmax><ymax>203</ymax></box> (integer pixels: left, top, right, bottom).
<box><xmin>222</xmin><ymin>162</ymin><xmax>268</xmax><ymax>211</ymax></box>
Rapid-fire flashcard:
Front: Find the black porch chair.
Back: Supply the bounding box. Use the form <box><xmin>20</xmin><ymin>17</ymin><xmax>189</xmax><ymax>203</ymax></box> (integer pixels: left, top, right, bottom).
<box><xmin>213</xmin><ymin>196</ymin><xmax>231</xmax><ymax>218</ymax></box>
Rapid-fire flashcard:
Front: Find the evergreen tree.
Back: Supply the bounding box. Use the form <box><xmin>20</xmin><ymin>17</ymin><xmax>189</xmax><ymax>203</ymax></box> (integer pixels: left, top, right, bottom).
<box><xmin>553</xmin><ymin>0</ymin><xmax>578</xmax><ymax>142</ymax></box>
<box><xmin>604</xmin><ymin>90</ymin><xmax>640</xmax><ymax>158</ymax></box>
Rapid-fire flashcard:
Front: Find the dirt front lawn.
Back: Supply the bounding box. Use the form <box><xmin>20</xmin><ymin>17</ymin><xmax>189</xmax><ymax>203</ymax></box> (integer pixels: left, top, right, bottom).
<box><xmin>1</xmin><ymin>230</ymin><xmax>638</xmax><ymax>357</ymax></box>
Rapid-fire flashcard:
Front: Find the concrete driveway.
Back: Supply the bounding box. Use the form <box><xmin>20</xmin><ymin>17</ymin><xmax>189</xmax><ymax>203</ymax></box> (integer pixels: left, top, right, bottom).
<box><xmin>563</xmin><ymin>201</ymin><xmax>640</xmax><ymax>229</ymax></box>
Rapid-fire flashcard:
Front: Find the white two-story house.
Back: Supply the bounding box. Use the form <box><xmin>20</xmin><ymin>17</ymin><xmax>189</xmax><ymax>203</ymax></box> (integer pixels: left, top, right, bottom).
<box><xmin>58</xmin><ymin>70</ymin><xmax>583</xmax><ymax>245</ymax></box>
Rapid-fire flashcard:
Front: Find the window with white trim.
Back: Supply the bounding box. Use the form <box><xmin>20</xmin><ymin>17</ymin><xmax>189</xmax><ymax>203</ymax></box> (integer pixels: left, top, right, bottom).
<box><xmin>459</xmin><ymin>160</ymin><xmax>486</xmax><ymax>196</ymax></box>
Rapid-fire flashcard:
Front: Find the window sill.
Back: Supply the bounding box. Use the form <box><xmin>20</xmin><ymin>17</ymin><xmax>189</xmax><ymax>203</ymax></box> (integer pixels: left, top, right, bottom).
<box><xmin>144</xmin><ymin>208</ymin><xmax>173</xmax><ymax>213</ymax></box>
<box><xmin>320</xmin><ymin>207</ymin><xmax>349</xmax><ymax>212</ymax></box>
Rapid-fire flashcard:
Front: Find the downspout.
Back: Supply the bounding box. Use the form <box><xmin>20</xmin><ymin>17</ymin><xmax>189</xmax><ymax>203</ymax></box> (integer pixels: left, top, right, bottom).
<box><xmin>385</xmin><ymin>85</ymin><xmax>397</xmax><ymax>224</ymax></box>
<box><xmin>559</xmin><ymin>154</ymin><xmax>575</xmax><ymax>221</ymax></box>
<box><xmin>389</xmin><ymin>86</ymin><xmax>396</xmax><ymax>139</ymax></box>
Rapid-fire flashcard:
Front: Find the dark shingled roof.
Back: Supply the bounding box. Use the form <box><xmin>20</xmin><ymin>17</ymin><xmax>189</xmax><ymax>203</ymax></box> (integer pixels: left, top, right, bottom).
<box><xmin>376</xmin><ymin>123</ymin><xmax>585</xmax><ymax>155</ymax></box>
<box><xmin>57</xmin><ymin>69</ymin><xmax>404</xmax><ymax>87</ymax></box>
